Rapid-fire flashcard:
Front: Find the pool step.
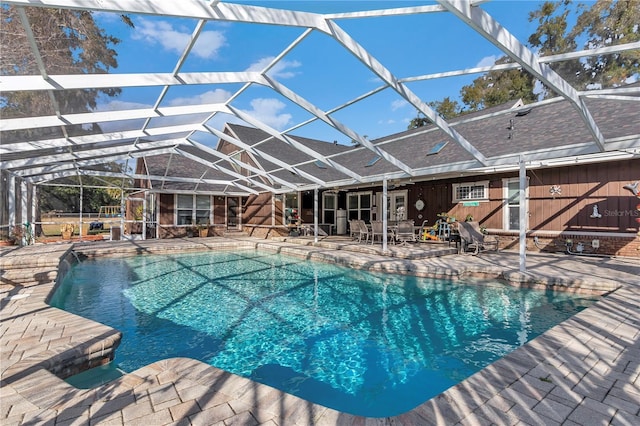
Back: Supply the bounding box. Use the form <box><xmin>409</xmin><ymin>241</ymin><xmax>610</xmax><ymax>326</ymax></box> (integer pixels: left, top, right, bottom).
<box><xmin>221</xmin><ymin>230</ymin><xmax>249</xmax><ymax>238</ymax></box>
<box><xmin>0</xmin><ymin>244</ymin><xmax>70</xmax><ymax>289</ymax></box>
<box><xmin>0</xmin><ymin>267</ymin><xmax>58</xmax><ymax>287</ymax></box>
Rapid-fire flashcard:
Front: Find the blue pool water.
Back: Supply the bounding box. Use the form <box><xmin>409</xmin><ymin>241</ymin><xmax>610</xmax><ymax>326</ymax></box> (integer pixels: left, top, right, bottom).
<box><xmin>51</xmin><ymin>250</ymin><xmax>597</xmax><ymax>417</ymax></box>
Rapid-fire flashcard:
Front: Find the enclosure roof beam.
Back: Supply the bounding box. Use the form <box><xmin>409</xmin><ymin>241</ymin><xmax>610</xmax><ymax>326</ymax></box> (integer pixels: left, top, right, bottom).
<box><xmin>0</xmin><ymin>71</ymin><xmax>264</xmax><ymax>92</ymax></box>
<box><xmin>174</xmin><ymin>148</ymin><xmax>277</xmax><ymax>193</ymax></box>
<box><xmin>3</xmin><ymin>0</ymin><xmax>330</xmax><ymax>30</ymax></box>
<box><xmin>263</xmin><ymin>76</ymin><xmax>416</xmax><ymax>177</ymax></box>
<box><xmin>0</xmin><ymin>124</ymin><xmax>208</xmax><ymax>154</ymax></box>
<box><xmin>323</xmin><ymin>18</ymin><xmax>489</xmax><ymax>166</ymax></box>
<box><xmin>23</xmin><ymin>169</ymin><xmax>242</xmax><ymax>189</ymax></box>
<box><xmin>228</xmin><ymin>105</ymin><xmax>364</xmax><ymax>182</ymax></box>
<box><xmin>207</xmin><ymin>125</ymin><xmax>326</xmax><ymax>187</ymax></box>
<box><xmin>182</xmin><ymin>140</ymin><xmax>297</xmax><ymax>191</ymax></box>
<box><xmin>0</xmin><ymin>103</ymin><xmax>229</xmax><ymax>132</ymax></box>
<box><xmin>1</xmin><ymin>140</ymin><xmax>183</xmax><ymax>170</ymax></box>
<box><xmin>439</xmin><ymin>0</ymin><xmax>606</xmax><ymax>152</ymax></box>
<box><xmin>12</xmin><ymin>148</ymin><xmax>178</xmax><ymax>178</ymax></box>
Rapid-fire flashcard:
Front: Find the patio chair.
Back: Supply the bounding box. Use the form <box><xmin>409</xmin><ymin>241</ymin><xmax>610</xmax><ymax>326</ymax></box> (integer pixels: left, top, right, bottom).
<box><xmin>436</xmin><ymin>219</ymin><xmax>451</xmax><ymax>241</ymax></box>
<box><xmin>353</xmin><ymin>220</ymin><xmax>369</xmax><ymax>243</ymax></box>
<box><xmin>395</xmin><ymin>220</ymin><xmax>416</xmax><ymax>245</ymax></box>
<box><xmin>457</xmin><ymin>221</ymin><xmax>498</xmax><ymax>255</ymax></box>
<box><xmin>349</xmin><ymin>220</ymin><xmax>359</xmax><ymax>239</ymax></box>
<box><xmin>370</xmin><ymin>220</ymin><xmax>393</xmax><ymax>245</ymax></box>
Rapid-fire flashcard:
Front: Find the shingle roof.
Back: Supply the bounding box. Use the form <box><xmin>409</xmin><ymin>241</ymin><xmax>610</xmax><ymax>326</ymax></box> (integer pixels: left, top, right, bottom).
<box><xmin>140</xmin><ymin>92</ymin><xmax>639</xmax><ymax>193</ymax></box>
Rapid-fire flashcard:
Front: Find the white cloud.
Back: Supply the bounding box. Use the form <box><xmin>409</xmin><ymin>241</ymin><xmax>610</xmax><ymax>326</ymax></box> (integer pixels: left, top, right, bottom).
<box><xmin>391</xmin><ymin>99</ymin><xmax>408</xmax><ymax>111</ymax></box>
<box><xmin>132</xmin><ymin>18</ymin><xmax>225</xmax><ymax>59</ymax></box>
<box><xmin>168</xmin><ymin>89</ymin><xmax>232</xmax><ymax>106</ymax></box>
<box><xmin>192</xmin><ymin>31</ymin><xmax>226</xmax><ymax>59</ymax></box>
<box><xmin>93</xmin><ymin>11</ymin><xmax>122</xmax><ymax>23</ymax></box>
<box><xmin>99</xmin><ymin>99</ymin><xmax>150</xmax><ymax>111</ymax></box>
<box><xmin>476</xmin><ymin>55</ymin><xmax>498</xmax><ymax>68</ymax></box>
<box><xmin>240</xmin><ymin>98</ymin><xmax>292</xmax><ymax>130</ymax></box>
<box><xmin>245</xmin><ymin>57</ymin><xmax>302</xmax><ymax>79</ymax></box>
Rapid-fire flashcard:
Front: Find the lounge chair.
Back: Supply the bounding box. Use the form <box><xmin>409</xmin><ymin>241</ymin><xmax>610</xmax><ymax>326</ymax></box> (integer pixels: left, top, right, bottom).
<box><xmin>457</xmin><ymin>221</ymin><xmax>498</xmax><ymax>255</ymax></box>
<box><xmin>395</xmin><ymin>220</ymin><xmax>416</xmax><ymax>245</ymax></box>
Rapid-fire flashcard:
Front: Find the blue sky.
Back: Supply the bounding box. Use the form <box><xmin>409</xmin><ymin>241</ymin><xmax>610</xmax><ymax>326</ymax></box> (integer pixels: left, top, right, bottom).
<box><xmin>93</xmin><ymin>1</ymin><xmax>548</xmax><ymax>145</ymax></box>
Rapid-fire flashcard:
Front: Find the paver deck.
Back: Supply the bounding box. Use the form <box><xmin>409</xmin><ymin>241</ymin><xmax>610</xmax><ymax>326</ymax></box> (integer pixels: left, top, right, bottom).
<box><xmin>1</xmin><ymin>237</ymin><xmax>638</xmax><ymax>425</ymax></box>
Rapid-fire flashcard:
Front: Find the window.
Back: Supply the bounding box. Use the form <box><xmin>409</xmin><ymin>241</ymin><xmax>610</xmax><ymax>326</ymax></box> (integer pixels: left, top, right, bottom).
<box><xmin>503</xmin><ymin>178</ymin><xmax>528</xmax><ymax>231</ymax></box>
<box><xmin>323</xmin><ymin>192</ymin><xmax>337</xmax><ymax>224</ymax></box>
<box><xmin>366</xmin><ymin>156</ymin><xmax>381</xmax><ymax>167</ymax></box>
<box><xmin>347</xmin><ymin>191</ymin><xmax>372</xmax><ymax>222</ymax></box>
<box><xmin>427</xmin><ymin>141</ymin><xmax>448</xmax><ymax>156</ymax></box>
<box><xmin>452</xmin><ymin>181</ymin><xmax>489</xmax><ymax>203</ymax></box>
<box><xmin>176</xmin><ymin>194</ymin><xmax>211</xmax><ymax>225</ymax></box>
<box><xmin>229</xmin><ymin>151</ymin><xmax>245</xmax><ymax>175</ymax></box>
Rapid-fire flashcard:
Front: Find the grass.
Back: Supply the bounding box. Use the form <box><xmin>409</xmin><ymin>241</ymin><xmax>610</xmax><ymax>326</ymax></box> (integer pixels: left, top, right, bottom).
<box><xmin>39</xmin><ymin>217</ymin><xmax>120</xmax><ymax>238</ymax></box>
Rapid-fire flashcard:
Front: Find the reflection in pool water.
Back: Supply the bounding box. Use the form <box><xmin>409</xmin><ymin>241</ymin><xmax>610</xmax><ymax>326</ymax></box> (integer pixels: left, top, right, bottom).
<box><xmin>52</xmin><ymin>250</ymin><xmax>597</xmax><ymax>417</ymax></box>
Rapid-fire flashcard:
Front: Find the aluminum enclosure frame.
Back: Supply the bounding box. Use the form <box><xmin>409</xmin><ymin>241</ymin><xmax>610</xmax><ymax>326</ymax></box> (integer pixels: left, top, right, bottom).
<box><xmin>1</xmin><ymin>0</ymin><xmax>639</xmax><ymax>197</ymax></box>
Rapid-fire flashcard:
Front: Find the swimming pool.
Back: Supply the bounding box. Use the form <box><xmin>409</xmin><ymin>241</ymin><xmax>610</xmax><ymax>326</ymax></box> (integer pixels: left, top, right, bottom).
<box><xmin>51</xmin><ymin>250</ymin><xmax>598</xmax><ymax>417</ymax></box>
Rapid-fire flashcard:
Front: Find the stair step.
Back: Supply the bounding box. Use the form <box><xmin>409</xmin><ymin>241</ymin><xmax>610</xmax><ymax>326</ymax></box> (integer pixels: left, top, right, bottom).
<box><xmin>1</xmin><ymin>268</ymin><xmax>58</xmax><ymax>287</ymax></box>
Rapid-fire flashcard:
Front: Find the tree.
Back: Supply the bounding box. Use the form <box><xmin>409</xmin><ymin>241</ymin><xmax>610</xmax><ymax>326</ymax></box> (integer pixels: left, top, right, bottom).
<box><xmin>39</xmin><ymin>163</ymin><xmax>131</xmax><ymax>213</ymax></box>
<box><xmin>570</xmin><ymin>0</ymin><xmax>640</xmax><ymax>89</ymax></box>
<box><xmin>1</xmin><ymin>7</ymin><xmax>131</xmax><ymax>117</ymax></box>
<box><xmin>528</xmin><ymin>0</ymin><xmax>639</xmax><ymax>93</ymax></box>
<box><xmin>448</xmin><ymin>0</ymin><xmax>638</xmax><ymax>112</ymax></box>
<box><xmin>527</xmin><ymin>0</ymin><xmax>582</xmax><ymax>98</ymax></box>
<box><xmin>407</xmin><ymin>112</ymin><xmax>430</xmax><ymax>130</ymax></box>
<box><xmin>1</xmin><ymin>6</ymin><xmax>133</xmax><ymax>216</ymax></box>
<box><xmin>460</xmin><ymin>56</ymin><xmax>537</xmax><ymax>111</ymax></box>
<box><xmin>429</xmin><ymin>97</ymin><xmax>462</xmax><ymax>120</ymax></box>
<box><xmin>407</xmin><ymin>97</ymin><xmax>463</xmax><ymax>129</ymax></box>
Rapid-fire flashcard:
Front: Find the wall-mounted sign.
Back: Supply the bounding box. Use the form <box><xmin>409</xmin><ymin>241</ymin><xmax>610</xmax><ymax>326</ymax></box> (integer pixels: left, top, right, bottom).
<box><xmin>462</xmin><ymin>201</ymin><xmax>479</xmax><ymax>207</ymax></box>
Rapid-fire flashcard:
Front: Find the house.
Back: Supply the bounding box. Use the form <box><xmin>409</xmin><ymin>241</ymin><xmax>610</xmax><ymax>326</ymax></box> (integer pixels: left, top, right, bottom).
<box><xmin>135</xmin><ymin>95</ymin><xmax>640</xmax><ymax>257</ymax></box>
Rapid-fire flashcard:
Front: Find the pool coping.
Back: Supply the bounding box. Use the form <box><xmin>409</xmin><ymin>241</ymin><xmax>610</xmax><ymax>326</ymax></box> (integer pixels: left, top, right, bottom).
<box><xmin>1</xmin><ymin>237</ymin><xmax>639</xmax><ymax>425</ymax></box>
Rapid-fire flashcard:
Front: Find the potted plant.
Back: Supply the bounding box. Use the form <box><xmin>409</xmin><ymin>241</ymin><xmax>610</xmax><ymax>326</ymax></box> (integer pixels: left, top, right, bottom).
<box><xmin>60</xmin><ymin>223</ymin><xmax>75</xmax><ymax>240</ymax></box>
<box><xmin>198</xmin><ymin>222</ymin><xmax>209</xmax><ymax>237</ymax></box>
<box><xmin>0</xmin><ymin>232</ymin><xmax>16</xmax><ymax>246</ymax></box>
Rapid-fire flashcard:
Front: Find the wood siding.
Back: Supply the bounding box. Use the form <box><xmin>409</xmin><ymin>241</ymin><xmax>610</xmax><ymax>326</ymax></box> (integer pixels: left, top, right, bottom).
<box><xmin>382</xmin><ymin>159</ymin><xmax>639</xmax><ymax>234</ymax></box>
<box><xmin>213</xmin><ymin>197</ymin><xmax>226</xmax><ymax>226</ymax></box>
<box><xmin>243</xmin><ymin>193</ymin><xmax>273</xmax><ymax>226</ymax></box>
<box><xmin>159</xmin><ymin>194</ymin><xmax>174</xmax><ymax>226</ymax></box>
